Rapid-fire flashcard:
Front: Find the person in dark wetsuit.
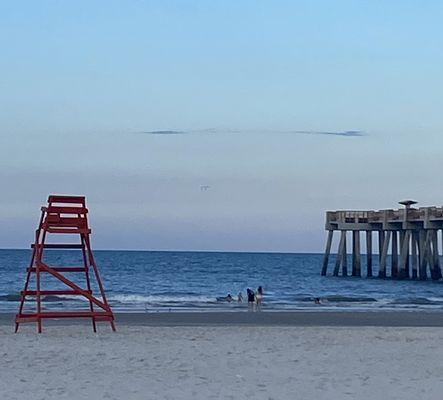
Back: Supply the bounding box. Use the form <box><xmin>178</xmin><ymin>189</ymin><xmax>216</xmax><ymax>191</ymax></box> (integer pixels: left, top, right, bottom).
<box><xmin>247</xmin><ymin>288</ymin><xmax>255</xmax><ymax>303</ymax></box>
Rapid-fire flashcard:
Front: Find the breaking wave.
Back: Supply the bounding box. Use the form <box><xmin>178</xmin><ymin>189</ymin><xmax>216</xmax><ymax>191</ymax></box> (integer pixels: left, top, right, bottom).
<box><xmin>1</xmin><ymin>293</ymin><xmax>443</xmax><ymax>310</ymax></box>
<box><xmin>108</xmin><ymin>294</ymin><xmax>218</xmax><ymax>304</ymax></box>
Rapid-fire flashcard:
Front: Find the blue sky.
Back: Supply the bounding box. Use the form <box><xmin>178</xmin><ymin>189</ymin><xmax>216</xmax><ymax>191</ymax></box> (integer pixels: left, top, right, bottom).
<box><xmin>0</xmin><ymin>1</ymin><xmax>442</xmax><ymax>251</ymax></box>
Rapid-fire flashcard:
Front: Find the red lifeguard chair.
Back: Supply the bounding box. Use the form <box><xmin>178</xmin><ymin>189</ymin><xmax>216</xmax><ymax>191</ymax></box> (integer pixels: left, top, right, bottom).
<box><xmin>15</xmin><ymin>195</ymin><xmax>116</xmax><ymax>333</ymax></box>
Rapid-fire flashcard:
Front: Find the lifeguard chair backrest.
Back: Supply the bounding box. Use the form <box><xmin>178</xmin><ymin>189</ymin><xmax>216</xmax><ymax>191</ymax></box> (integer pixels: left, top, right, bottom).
<box><xmin>43</xmin><ymin>195</ymin><xmax>89</xmax><ymax>233</ymax></box>
<box><xmin>48</xmin><ymin>195</ymin><xmax>86</xmax><ymax>207</ymax></box>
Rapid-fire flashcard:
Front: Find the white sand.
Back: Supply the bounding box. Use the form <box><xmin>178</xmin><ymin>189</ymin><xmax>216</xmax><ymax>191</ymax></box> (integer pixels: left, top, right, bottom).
<box><xmin>1</xmin><ymin>325</ymin><xmax>443</xmax><ymax>400</ymax></box>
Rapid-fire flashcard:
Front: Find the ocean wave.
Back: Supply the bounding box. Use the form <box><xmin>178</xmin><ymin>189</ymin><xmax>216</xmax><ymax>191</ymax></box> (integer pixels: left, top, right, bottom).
<box><xmin>108</xmin><ymin>294</ymin><xmax>218</xmax><ymax>304</ymax></box>
<box><xmin>2</xmin><ymin>292</ymin><xmax>443</xmax><ymax>309</ymax></box>
<box><xmin>322</xmin><ymin>296</ymin><xmax>377</xmax><ymax>303</ymax></box>
<box><xmin>285</xmin><ymin>295</ymin><xmax>378</xmax><ymax>303</ymax></box>
<box><xmin>0</xmin><ymin>294</ymin><xmax>21</xmax><ymax>302</ymax></box>
<box><xmin>0</xmin><ymin>293</ymin><xmax>85</xmax><ymax>302</ymax></box>
<box><xmin>389</xmin><ymin>297</ymin><xmax>443</xmax><ymax>306</ymax></box>
<box><xmin>0</xmin><ymin>293</ymin><xmax>218</xmax><ymax>305</ymax></box>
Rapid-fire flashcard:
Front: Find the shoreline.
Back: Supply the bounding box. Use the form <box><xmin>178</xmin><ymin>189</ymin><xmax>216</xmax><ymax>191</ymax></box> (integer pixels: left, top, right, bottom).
<box><xmin>3</xmin><ymin>310</ymin><xmax>443</xmax><ymax>327</ymax></box>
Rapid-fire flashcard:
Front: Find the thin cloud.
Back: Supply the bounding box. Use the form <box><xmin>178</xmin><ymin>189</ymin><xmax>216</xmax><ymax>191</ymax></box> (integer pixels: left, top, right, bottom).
<box><xmin>140</xmin><ymin>130</ymin><xmax>188</xmax><ymax>135</ymax></box>
<box><xmin>137</xmin><ymin>129</ymin><xmax>366</xmax><ymax>137</ymax></box>
<box><xmin>140</xmin><ymin>129</ymin><xmax>241</xmax><ymax>135</ymax></box>
<box><xmin>293</xmin><ymin>130</ymin><xmax>365</xmax><ymax>137</ymax></box>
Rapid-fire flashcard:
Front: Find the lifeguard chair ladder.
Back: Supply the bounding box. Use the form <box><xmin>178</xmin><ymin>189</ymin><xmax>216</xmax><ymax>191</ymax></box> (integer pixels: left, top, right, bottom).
<box><xmin>15</xmin><ymin>195</ymin><xmax>116</xmax><ymax>333</ymax></box>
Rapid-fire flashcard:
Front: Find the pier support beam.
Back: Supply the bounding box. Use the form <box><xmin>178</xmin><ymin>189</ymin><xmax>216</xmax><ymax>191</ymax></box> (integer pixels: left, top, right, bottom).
<box><xmin>391</xmin><ymin>231</ymin><xmax>398</xmax><ymax>278</ymax></box>
<box><xmin>333</xmin><ymin>231</ymin><xmax>346</xmax><ymax>277</ymax></box>
<box><xmin>398</xmin><ymin>230</ymin><xmax>411</xmax><ymax>279</ymax></box>
<box><xmin>378</xmin><ymin>231</ymin><xmax>385</xmax><ymax>263</ymax></box>
<box><xmin>411</xmin><ymin>232</ymin><xmax>419</xmax><ymax>279</ymax></box>
<box><xmin>419</xmin><ymin>231</ymin><xmax>432</xmax><ymax>280</ymax></box>
<box><xmin>321</xmin><ymin>231</ymin><xmax>334</xmax><ymax>276</ymax></box>
<box><xmin>418</xmin><ymin>230</ymin><xmax>427</xmax><ymax>280</ymax></box>
<box><xmin>430</xmin><ymin>230</ymin><xmax>442</xmax><ymax>280</ymax></box>
<box><xmin>366</xmin><ymin>231</ymin><xmax>372</xmax><ymax>277</ymax></box>
<box><xmin>342</xmin><ymin>232</ymin><xmax>348</xmax><ymax>276</ymax></box>
<box><xmin>379</xmin><ymin>231</ymin><xmax>391</xmax><ymax>278</ymax></box>
<box><xmin>352</xmin><ymin>231</ymin><xmax>361</xmax><ymax>277</ymax></box>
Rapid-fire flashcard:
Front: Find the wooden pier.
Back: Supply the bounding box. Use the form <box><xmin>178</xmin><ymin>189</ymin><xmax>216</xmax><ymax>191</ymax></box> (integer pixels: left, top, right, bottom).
<box><xmin>321</xmin><ymin>201</ymin><xmax>443</xmax><ymax>280</ymax></box>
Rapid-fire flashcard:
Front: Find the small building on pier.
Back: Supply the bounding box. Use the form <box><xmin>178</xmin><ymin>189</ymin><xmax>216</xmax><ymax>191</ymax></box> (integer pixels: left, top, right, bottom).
<box><xmin>321</xmin><ymin>201</ymin><xmax>443</xmax><ymax>280</ymax></box>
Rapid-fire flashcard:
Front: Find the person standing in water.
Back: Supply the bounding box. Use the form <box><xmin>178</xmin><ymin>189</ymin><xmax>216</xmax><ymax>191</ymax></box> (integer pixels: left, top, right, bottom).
<box><xmin>246</xmin><ymin>288</ymin><xmax>255</xmax><ymax>310</ymax></box>
<box><xmin>237</xmin><ymin>292</ymin><xmax>243</xmax><ymax>302</ymax></box>
<box><xmin>255</xmin><ymin>286</ymin><xmax>264</xmax><ymax>310</ymax></box>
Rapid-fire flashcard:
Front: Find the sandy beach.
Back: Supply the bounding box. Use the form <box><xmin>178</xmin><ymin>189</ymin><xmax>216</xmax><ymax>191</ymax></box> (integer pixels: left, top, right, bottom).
<box><xmin>2</xmin><ymin>312</ymin><xmax>443</xmax><ymax>400</ymax></box>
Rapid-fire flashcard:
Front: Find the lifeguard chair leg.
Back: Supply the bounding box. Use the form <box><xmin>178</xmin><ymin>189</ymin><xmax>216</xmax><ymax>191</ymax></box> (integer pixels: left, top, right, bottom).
<box><xmin>84</xmin><ymin>235</ymin><xmax>116</xmax><ymax>331</ymax></box>
<box><xmin>15</xmin><ymin>209</ymin><xmax>46</xmax><ymax>333</ymax></box>
<box><xmin>15</xmin><ymin>253</ymin><xmax>34</xmax><ymax>333</ymax></box>
<box><xmin>35</xmin><ymin>229</ymin><xmax>49</xmax><ymax>333</ymax></box>
<box><xmin>81</xmin><ymin>236</ymin><xmax>97</xmax><ymax>332</ymax></box>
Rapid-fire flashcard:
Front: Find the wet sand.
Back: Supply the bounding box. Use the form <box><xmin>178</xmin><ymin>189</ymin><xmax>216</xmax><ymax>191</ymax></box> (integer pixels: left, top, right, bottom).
<box><xmin>3</xmin><ymin>310</ymin><xmax>443</xmax><ymax>328</ymax></box>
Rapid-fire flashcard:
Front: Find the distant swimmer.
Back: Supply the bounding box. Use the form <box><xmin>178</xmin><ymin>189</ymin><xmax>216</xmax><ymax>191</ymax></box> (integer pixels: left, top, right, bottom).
<box><xmin>217</xmin><ymin>293</ymin><xmax>234</xmax><ymax>302</ymax></box>
<box><xmin>237</xmin><ymin>292</ymin><xmax>243</xmax><ymax>302</ymax></box>
<box><xmin>314</xmin><ymin>297</ymin><xmax>322</xmax><ymax>305</ymax></box>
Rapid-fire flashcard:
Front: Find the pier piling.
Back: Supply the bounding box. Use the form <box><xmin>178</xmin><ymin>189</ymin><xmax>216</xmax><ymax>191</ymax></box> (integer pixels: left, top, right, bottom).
<box><xmin>391</xmin><ymin>231</ymin><xmax>398</xmax><ymax>278</ymax></box>
<box><xmin>366</xmin><ymin>231</ymin><xmax>372</xmax><ymax>277</ymax></box>
<box><xmin>342</xmin><ymin>232</ymin><xmax>348</xmax><ymax>276</ymax></box>
<box><xmin>333</xmin><ymin>231</ymin><xmax>346</xmax><ymax>276</ymax></box>
<box><xmin>321</xmin><ymin>230</ymin><xmax>333</xmax><ymax>276</ymax></box>
<box><xmin>352</xmin><ymin>231</ymin><xmax>361</xmax><ymax>277</ymax></box>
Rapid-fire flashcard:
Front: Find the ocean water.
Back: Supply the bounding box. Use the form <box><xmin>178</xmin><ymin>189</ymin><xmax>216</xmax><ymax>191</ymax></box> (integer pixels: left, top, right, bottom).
<box><xmin>1</xmin><ymin>249</ymin><xmax>443</xmax><ymax>313</ymax></box>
